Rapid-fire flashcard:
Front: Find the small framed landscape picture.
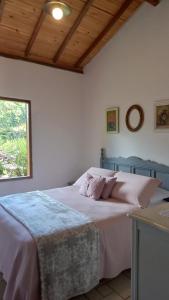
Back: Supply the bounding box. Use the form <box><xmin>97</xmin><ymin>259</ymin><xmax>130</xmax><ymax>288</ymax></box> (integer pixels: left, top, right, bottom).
<box><xmin>106</xmin><ymin>107</ymin><xmax>119</xmax><ymax>133</ymax></box>
<box><xmin>155</xmin><ymin>100</ymin><xmax>169</xmax><ymax>130</ymax></box>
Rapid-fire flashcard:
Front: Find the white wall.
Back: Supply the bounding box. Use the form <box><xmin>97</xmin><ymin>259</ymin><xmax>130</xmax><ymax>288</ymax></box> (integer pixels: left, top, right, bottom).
<box><xmin>1</xmin><ymin>1</ymin><xmax>169</xmax><ymax>195</ymax></box>
<box><xmin>83</xmin><ymin>0</ymin><xmax>169</xmax><ymax>168</ymax></box>
<box><xmin>0</xmin><ymin>57</ymin><xmax>83</xmax><ymax>195</ymax></box>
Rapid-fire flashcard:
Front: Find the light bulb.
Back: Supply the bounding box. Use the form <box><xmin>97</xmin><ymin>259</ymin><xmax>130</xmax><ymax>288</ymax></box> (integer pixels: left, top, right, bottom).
<box><xmin>52</xmin><ymin>7</ymin><xmax>63</xmax><ymax>20</ymax></box>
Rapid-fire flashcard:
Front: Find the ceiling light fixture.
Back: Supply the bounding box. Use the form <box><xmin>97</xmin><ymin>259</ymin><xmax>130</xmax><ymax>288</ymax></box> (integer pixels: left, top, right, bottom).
<box><xmin>44</xmin><ymin>1</ymin><xmax>71</xmax><ymax>21</ymax></box>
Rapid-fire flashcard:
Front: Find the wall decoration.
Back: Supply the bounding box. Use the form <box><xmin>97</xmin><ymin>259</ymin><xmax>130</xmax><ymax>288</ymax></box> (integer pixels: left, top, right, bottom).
<box><xmin>126</xmin><ymin>104</ymin><xmax>144</xmax><ymax>132</ymax></box>
<box><xmin>155</xmin><ymin>100</ymin><xmax>169</xmax><ymax>129</ymax></box>
<box><xmin>106</xmin><ymin>107</ymin><xmax>119</xmax><ymax>133</ymax></box>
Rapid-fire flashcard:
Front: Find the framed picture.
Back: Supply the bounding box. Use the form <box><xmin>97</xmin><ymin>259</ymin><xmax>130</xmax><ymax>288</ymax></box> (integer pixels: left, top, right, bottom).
<box><xmin>155</xmin><ymin>100</ymin><xmax>169</xmax><ymax>129</ymax></box>
<box><xmin>106</xmin><ymin>107</ymin><xmax>119</xmax><ymax>133</ymax></box>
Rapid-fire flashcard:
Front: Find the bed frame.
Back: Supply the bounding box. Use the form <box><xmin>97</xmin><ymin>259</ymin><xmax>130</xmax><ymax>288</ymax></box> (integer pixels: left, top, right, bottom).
<box><xmin>100</xmin><ymin>148</ymin><xmax>169</xmax><ymax>190</ymax></box>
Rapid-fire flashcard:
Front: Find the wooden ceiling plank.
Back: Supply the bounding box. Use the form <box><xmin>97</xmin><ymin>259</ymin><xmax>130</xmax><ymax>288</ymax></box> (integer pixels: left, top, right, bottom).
<box><xmin>25</xmin><ymin>10</ymin><xmax>46</xmax><ymax>57</ymax></box>
<box><xmin>145</xmin><ymin>0</ymin><xmax>160</xmax><ymax>6</ymax></box>
<box><xmin>0</xmin><ymin>51</ymin><xmax>83</xmax><ymax>73</ymax></box>
<box><xmin>0</xmin><ymin>0</ymin><xmax>5</xmax><ymax>21</ymax></box>
<box><xmin>53</xmin><ymin>0</ymin><xmax>94</xmax><ymax>63</ymax></box>
<box><xmin>74</xmin><ymin>0</ymin><xmax>135</xmax><ymax>68</ymax></box>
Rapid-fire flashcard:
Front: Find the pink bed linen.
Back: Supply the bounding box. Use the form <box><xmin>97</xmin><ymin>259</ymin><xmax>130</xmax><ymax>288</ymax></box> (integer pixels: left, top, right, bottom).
<box><xmin>0</xmin><ymin>186</ymin><xmax>137</xmax><ymax>300</ymax></box>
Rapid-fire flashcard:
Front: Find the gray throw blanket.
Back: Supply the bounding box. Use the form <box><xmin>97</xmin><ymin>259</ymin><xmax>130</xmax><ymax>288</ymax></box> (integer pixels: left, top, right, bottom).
<box><xmin>0</xmin><ymin>191</ymin><xmax>100</xmax><ymax>300</ymax></box>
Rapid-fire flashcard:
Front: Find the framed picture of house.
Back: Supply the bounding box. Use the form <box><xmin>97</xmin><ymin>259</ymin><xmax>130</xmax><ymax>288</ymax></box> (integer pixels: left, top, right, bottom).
<box><xmin>155</xmin><ymin>100</ymin><xmax>169</xmax><ymax>129</ymax></box>
<box><xmin>106</xmin><ymin>107</ymin><xmax>119</xmax><ymax>133</ymax></box>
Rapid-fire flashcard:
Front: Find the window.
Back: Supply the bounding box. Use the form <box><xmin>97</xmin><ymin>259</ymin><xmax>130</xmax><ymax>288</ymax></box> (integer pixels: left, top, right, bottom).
<box><xmin>0</xmin><ymin>97</ymin><xmax>32</xmax><ymax>180</ymax></box>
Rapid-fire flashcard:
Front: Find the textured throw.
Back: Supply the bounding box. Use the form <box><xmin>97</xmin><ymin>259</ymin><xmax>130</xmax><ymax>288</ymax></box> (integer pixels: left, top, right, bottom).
<box><xmin>0</xmin><ymin>191</ymin><xmax>100</xmax><ymax>300</ymax></box>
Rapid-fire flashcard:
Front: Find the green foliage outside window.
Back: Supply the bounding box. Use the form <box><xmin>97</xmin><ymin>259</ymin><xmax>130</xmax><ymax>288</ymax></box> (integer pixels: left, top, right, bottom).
<box><xmin>0</xmin><ymin>99</ymin><xmax>30</xmax><ymax>179</ymax></box>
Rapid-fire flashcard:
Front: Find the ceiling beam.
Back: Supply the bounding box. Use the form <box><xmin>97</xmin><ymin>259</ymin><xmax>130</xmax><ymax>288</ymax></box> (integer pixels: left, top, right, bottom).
<box><xmin>0</xmin><ymin>52</ymin><xmax>83</xmax><ymax>74</ymax></box>
<box><xmin>0</xmin><ymin>0</ymin><xmax>5</xmax><ymax>21</ymax></box>
<box><xmin>145</xmin><ymin>0</ymin><xmax>160</xmax><ymax>6</ymax></box>
<box><xmin>75</xmin><ymin>0</ymin><xmax>134</xmax><ymax>68</ymax></box>
<box><xmin>53</xmin><ymin>0</ymin><xmax>94</xmax><ymax>63</ymax></box>
<box><xmin>25</xmin><ymin>10</ymin><xmax>46</xmax><ymax>57</ymax></box>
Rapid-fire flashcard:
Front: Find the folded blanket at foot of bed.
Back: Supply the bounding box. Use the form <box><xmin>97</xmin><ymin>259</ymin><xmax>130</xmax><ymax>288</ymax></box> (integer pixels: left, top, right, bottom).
<box><xmin>0</xmin><ymin>191</ymin><xmax>100</xmax><ymax>300</ymax></box>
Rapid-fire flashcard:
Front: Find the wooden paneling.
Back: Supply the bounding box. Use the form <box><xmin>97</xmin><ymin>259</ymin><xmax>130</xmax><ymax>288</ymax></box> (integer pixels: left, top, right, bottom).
<box><xmin>53</xmin><ymin>0</ymin><xmax>94</xmax><ymax>63</ymax></box>
<box><xmin>57</xmin><ymin>5</ymin><xmax>113</xmax><ymax>66</ymax></box>
<box><xmin>1</xmin><ymin>0</ymin><xmax>44</xmax><ymax>34</ymax></box>
<box><xmin>0</xmin><ymin>0</ymin><xmax>159</xmax><ymax>72</ymax></box>
<box><xmin>0</xmin><ymin>0</ymin><xmax>5</xmax><ymax>20</ymax></box>
<box><xmin>0</xmin><ymin>0</ymin><xmax>44</xmax><ymax>53</ymax></box>
<box><xmin>75</xmin><ymin>0</ymin><xmax>137</xmax><ymax>68</ymax></box>
<box><xmin>0</xmin><ymin>51</ymin><xmax>83</xmax><ymax>73</ymax></box>
<box><xmin>30</xmin><ymin>0</ymin><xmax>85</xmax><ymax>60</ymax></box>
<box><xmin>93</xmin><ymin>0</ymin><xmax>125</xmax><ymax>15</ymax></box>
<box><xmin>77</xmin><ymin>0</ymin><xmax>143</xmax><ymax>67</ymax></box>
<box><xmin>25</xmin><ymin>10</ymin><xmax>46</xmax><ymax>56</ymax></box>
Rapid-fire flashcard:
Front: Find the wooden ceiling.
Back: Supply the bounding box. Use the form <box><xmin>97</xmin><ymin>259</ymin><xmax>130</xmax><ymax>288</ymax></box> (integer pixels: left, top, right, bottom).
<box><xmin>0</xmin><ymin>0</ymin><xmax>160</xmax><ymax>73</ymax></box>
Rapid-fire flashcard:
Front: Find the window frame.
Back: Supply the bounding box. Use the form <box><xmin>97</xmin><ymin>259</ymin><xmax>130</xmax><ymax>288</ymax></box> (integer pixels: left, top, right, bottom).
<box><xmin>0</xmin><ymin>96</ymin><xmax>32</xmax><ymax>181</ymax></box>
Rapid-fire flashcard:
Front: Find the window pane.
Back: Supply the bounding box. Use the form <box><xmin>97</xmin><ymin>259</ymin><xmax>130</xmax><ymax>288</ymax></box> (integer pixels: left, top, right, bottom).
<box><xmin>0</xmin><ymin>98</ymin><xmax>32</xmax><ymax>180</ymax></box>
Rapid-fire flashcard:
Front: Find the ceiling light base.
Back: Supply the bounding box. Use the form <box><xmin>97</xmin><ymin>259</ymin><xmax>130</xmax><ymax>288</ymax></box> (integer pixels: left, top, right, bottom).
<box><xmin>44</xmin><ymin>1</ymin><xmax>71</xmax><ymax>20</ymax></box>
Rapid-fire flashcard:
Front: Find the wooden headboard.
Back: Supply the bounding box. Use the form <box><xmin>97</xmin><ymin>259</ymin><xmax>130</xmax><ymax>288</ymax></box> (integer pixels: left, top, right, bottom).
<box><xmin>100</xmin><ymin>148</ymin><xmax>169</xmax><ymax>190</ymax></box>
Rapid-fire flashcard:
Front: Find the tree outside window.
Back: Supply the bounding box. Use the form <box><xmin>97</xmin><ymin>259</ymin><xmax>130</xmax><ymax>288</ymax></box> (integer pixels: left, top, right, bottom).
<box><xmin>0</xmin><ymin>97</ymin><xmax>32</xmax><ymax>180</ymax></box>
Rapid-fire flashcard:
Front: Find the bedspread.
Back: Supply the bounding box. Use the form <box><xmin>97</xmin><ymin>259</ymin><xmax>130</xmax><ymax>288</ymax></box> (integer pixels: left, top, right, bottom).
<box><xmin>0</xmin><ymin>191</ymin><xmax>100</xmax><ymax>300</ymax></box>
<box><xmin>0</xmin><ymin>186</ymin><xmax>134</xmax><ymax>300</ymax></box>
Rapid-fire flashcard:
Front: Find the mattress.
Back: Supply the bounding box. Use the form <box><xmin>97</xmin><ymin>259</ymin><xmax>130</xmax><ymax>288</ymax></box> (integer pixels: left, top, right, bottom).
<box><xmin>0</xmin><ymin>186</ymin><xmax>137</xmax><ymax>300</ymax></box>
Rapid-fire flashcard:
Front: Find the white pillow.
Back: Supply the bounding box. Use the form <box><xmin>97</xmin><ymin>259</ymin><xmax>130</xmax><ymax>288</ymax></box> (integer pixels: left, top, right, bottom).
<box><xmin>74</xmin><ymin>167</ymin><xmax>115</xmax><ymax>187</ymax></box>
<box><xmin>149</xmin><ymin>187</ymin><xmax>169</xmax><ymax>206</ymax></box>
<box><xmin>111</xmin><ymin>171</ymin><xmax>160</xmax><ymax>208</ymax></box>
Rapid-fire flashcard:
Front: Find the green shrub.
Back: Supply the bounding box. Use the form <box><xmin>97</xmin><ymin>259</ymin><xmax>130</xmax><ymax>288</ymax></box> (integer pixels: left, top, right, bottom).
<box><xmin>0</xmin><ymin>162</ymin><xmax>3</xmax><ymax>175</ymax></box>
<box><xmin>0</xmin><ymin>100</ymin><xmax>28</xmax><ymax>179</ymax></box>
<box><xmin>0</xmin><ymin>138</ymin><xmax>28</xmax><ymax>177</ymax></box>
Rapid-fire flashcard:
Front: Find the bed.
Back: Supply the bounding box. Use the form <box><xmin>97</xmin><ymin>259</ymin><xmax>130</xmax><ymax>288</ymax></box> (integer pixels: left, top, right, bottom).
<box><xmin>1</xmin><ymin>149</ymin><xmax>169</xmax><ymax>300</ymax></box>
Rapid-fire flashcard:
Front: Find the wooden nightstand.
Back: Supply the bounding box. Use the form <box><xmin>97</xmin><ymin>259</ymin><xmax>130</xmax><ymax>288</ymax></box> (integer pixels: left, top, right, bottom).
<box><xmin>131</xmin><ymin>203</ymin><xmax>169</xmax><ymax>300</ymax></box>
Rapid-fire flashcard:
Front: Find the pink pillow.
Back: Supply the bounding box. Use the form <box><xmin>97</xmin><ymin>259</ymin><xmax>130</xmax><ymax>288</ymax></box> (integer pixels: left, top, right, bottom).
<box><xmin>87</xmin><ymin>176</ymin><xmax>106</xmax><ymax>200</ymax></box>
<box><xmin>101</xmin><ymin>177</ymin><xmax>117</xmax><ymax>200</ymax></box>
<box><xmin>111</xmin><ymin>171</ymin><xmax>161</xmax><ymax>208</ymax></box>
<box><xmin>74</xmin><ymin>167</ymin><xmax>115</xmax><ymax>187</ymax></box>
<box><xmin>79</xmin><ymin>173</ymin><xmax>92</xmax><ymax>196</ymax></box>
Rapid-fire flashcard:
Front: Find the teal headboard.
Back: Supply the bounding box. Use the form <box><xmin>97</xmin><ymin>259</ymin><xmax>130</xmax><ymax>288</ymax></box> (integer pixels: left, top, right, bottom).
<box><xmin>100</xmin><ymin>148</ymin><xmax>169</xmax><ymax>190</ymax></box>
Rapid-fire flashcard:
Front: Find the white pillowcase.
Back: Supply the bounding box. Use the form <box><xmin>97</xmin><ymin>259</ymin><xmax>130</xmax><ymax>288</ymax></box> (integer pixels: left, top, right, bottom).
<box><xmin>74</xmin><ymin>167</ymin><xmax>115</xmax><ymax>187</ymax></box>
<box><xmin>111</xmin><ymin>171</ymin><xmax>160</xmax><ymax>208</ymax></box>
<box><xmin>149</xmin><ymin>187</ymin><xmax>169</xmax><ymax>206</ymax></box>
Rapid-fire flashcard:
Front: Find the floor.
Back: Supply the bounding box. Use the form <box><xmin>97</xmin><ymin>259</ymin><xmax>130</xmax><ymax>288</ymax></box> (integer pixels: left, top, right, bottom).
<box><xmin>72</xmin><ymin>269</ymin><xmax>131</xmax><ymax>300</ymax></box>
